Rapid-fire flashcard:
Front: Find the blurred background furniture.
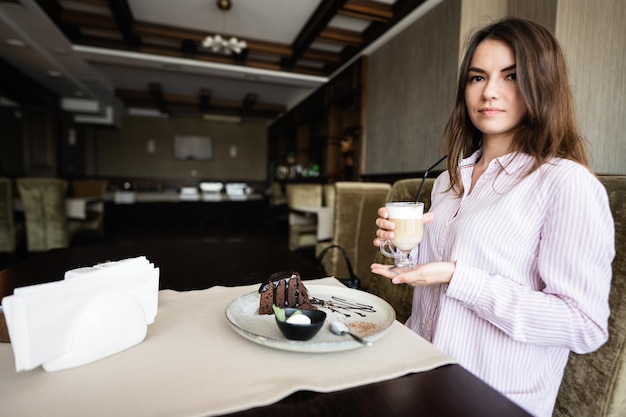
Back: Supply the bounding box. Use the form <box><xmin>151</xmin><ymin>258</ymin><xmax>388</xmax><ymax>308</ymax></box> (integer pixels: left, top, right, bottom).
<box><xmin>554</xmin><ymin>175</ymin><xmax>626</xmax><ymax>417</ymax></box>
<box><xmin>70</xmin><ymin>179</ymin><xmax>108</xmax><ymax>236</ymax></box>
<box><xmin>16</xmin><ymin>177</ymin><xmax>71</xmax><ymax>252</ymax></box>
<box><xmin>0</xmin><ymin>178</ymin><xmax>17</xmax><ymax>253</ymax></box>
<box><xmin>71</xmin><ymin>179</ymin><xmax>108</xmax><ymax>198</ymax></box>
<box><xmin>270</xmin><ymin>182</ymin><xmax>288</xmax><ymax>207</ymax></box>
<box><xmin>286</xmin><ymin>183</ymin><xmax>323</xmax><ymax>251</ymax></box>
<box><xmin>368</xmin><ymin>177</ymin><xmax>436</xmax><ymax>322</ymax></box>
<box><xmin>316</xmin><ymin>182</ymin><xmax>391</xmax><ymax>291</ymax></box>
<box><xmin>323</xmin><ymin>183</ymin><xmax>336</xmax><ymax>209</ymax></box>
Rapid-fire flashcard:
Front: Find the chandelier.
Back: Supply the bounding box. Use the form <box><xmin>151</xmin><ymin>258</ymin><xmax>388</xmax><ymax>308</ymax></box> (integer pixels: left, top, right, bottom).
<box><xmin>202</xmin><ymin>0</ymin><xmax>247</xmax><ymax>55</ymax></box>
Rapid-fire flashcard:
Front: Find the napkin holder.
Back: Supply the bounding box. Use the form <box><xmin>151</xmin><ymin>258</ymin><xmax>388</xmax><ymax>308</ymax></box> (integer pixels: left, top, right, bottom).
<box><xmin>42</xmin><ymin>293</ymin><xmax>148</xmax><ymax>372</ymax></box>
<box><xmin>3</xmin><ymin>256</ymin><xmax>159</xmax><ymax>372</ymax></box>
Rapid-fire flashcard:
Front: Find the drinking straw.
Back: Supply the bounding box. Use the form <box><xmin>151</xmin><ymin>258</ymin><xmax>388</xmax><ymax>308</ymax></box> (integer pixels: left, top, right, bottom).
<box><xmin>415</xmin><ymin>155</ymin><xmax>448</xmax><ymax>203</ymax></box>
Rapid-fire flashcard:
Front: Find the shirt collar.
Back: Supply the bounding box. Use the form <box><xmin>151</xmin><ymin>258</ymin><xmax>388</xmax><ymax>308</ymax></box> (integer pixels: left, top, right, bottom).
<box><xmin>460</xmin><ymin>149</ymin><xmax>534</xmax><ymax>177</ymax></box>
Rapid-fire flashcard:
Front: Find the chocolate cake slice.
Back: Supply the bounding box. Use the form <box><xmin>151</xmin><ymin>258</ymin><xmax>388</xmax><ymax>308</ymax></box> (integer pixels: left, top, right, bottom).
<box><xmin>258</xmin><ymin>271</ymin><xmax>316</xmax><ymax>315</ymax></box>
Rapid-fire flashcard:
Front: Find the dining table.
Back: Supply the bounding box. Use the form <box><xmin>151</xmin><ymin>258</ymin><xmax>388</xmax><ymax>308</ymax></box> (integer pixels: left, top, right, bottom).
<box><xmin>0</xmin><ymin>239</ymin><xmax>532</xmax><ymax>417</ymax></box>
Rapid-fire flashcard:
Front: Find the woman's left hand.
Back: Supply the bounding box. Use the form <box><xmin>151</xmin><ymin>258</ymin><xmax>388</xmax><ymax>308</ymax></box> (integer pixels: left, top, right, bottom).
<box><xmin>370</xmin><ymin>261</ymin><xmax>456</xmax><ymax>286</ymax></box>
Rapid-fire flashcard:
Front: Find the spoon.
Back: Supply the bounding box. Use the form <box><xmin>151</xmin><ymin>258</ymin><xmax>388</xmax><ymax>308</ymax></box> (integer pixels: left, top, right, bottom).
<box><xmin>329</xmin><ymin>321</ymin><xmax>373</xmax><ymax>347</ymax></box>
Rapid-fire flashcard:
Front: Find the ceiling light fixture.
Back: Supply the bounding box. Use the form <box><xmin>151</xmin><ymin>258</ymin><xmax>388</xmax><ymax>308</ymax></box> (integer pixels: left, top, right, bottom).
<box><xmin>201</xmin><ymin>0</ymin><xmax>247</xmax><ymax>55</ymax></box>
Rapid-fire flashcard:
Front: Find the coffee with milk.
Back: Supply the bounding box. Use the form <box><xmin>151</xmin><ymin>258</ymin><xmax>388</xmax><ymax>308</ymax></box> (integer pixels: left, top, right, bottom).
<box><xmin>386</xmin><ymin>203</ymin><xmax>424</xmax><ymax>251</ymax></box>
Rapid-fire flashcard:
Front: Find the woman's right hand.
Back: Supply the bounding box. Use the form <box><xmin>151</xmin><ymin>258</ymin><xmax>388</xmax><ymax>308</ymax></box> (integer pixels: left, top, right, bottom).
<box><xmin>373</xmin><ymin>207</ymin><xmax>434</xmax><ymax>247</ymax></box>
<box><xmin>373</xmin><ymin>207</ymin><xmax>393</xmax><ymax>247</ymax></box>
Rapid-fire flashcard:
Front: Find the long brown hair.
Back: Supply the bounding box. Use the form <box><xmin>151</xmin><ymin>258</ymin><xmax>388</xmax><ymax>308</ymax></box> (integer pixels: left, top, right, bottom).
<box><xmin>443</xmin><ymin>17</ymin><xmax>589</xmax><ymax>196</ymax></box>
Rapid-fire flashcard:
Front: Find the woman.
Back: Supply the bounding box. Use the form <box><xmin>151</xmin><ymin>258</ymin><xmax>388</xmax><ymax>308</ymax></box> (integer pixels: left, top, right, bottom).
<box><xmin>372</xmin><ymin>17</ymin><xmax>614</xmax><ymax>417</ymax></box>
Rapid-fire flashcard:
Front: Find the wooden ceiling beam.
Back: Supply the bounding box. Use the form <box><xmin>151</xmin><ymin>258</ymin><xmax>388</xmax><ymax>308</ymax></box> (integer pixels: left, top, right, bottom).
<box><xmin>338</xmin><ymin>9</ymin><xmax>389</xmax><ymax>23</ymax></box>
<box><xmin>317</xmin><ymin>27</ymin><xmax>362</xmax><ymax>47</ymax></box>
<box><xmin>242</xmin><ymin>40</ymin><xmax>292</xmax><ymax>57</ymax></box>
<box><xmin>59</xmin><ymin>10</ymin><xmax>117</xmax><ymax>30</ymax></box>
<box><xmin>115</xmin><ymin>88</ymin><xmax>285</xmax><ymax>118</ymax></box>
<box><xmin>108</xmin><ymin>0</ymin><xmax>140</xmax><ymax>49</ymax></box>
<box><xmin>75</xmin><ymin>36</ymin><xmax>126</xmax><ymax>49</ymax></box>
<box><xmin>133</xmin><ymin>21</ymin><xmax>205</xmax><ymax>42</ymax></box>
<box><xmin>134</xmin><ymin>22</ymin><xmax>292</xmax><ymax>57</ymax></box>
<box><xmin>359</xmin><ymin>0</ymin><xmax>426</xmax><ymax>45</ymax></box>
<box><xmin>341</xmin><ymin>0</ymin><xmax>393</xmax><ymax>21</ymax></box>
<box><xmin>301</xmin><ymin>49</ymin><xmax>341</xmax><ymax>64</ymax></box>
<box><xmin>284</xmin><ymin>0</ymin><xmax>348</xmax><ymax>70</ymax></box>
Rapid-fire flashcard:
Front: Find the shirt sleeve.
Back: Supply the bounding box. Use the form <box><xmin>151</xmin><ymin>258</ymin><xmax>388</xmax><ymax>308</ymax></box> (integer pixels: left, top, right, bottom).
<box><xmin>446</xmin><ymin>167</ymin><xmax>615</xmax><ymax>354</ymax></box>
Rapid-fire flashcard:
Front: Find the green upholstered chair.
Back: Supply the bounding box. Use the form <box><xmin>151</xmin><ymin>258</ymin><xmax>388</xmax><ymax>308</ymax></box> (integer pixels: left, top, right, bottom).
<box><xmin>554</xmin><ymin>175</ymin><xmax>626</xmax><ymax>417</ymax></box>
<box><xmin>316</xmin><ymin>182</ymin><xmax>391</xmax><ymax>290</ymax></box>
<box><xmin>368</xmin><ymin>177</ymin><xmax>436</xmax><ymax>323</ymax></box>
<box><xmin>286</xmin><ymin>183</ymin><xmax>323</xmax><ymax>251</ymax></box>
<box><xmin>16</xmin><ymin>177</ymin><xmax>70</xmax><ymax>252</ymax></box>
<box><xmin>0</xmin><ymin>178</ymin><xmax>17</xmax><ymax>253</ymax></box>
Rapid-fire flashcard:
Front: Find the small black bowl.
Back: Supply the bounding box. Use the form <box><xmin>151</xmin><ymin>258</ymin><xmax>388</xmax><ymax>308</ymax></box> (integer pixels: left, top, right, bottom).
<box><xmin>275</xmin><ymin>308</ymin><xmax>327</xmax><ymax>341</ymax></box>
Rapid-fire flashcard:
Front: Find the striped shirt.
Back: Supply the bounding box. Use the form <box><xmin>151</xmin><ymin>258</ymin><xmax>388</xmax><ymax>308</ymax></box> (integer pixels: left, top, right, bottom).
<box><xmin>407</xmin><ymin>150</ymin><xmax>614</xmax><ymax>417</ymax></box>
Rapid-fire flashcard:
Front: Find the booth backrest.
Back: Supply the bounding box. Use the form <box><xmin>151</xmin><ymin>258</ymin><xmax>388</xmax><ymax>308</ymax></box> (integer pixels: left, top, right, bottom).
<box><xmin>554</xmin><ymin>175</ymin><xmax>626</xmax><ymax>417</ymax></box>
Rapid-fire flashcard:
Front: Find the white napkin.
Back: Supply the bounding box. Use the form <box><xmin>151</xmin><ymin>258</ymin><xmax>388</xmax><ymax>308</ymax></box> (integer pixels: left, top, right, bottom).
<box><xmin>1</xmin><ymin>256</ymin><xmax>159</xmax><ymax>372</ymax></box>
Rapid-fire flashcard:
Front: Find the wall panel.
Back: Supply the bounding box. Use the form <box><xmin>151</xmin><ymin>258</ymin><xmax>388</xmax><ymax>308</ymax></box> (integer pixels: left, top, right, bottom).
<box><xmin>556</xmin><ymin>0</ymin><xmax>626</xmax><ymax>174</ymax></box>
<box><xmin>94</xmin><ymin>116</ymin><xmax>268</xmax><ymax>182</ymax></box>
<box><xmin>365</xmin><ymin>0</ymin><xmax>461</xmax><ymax>175</ymax></box>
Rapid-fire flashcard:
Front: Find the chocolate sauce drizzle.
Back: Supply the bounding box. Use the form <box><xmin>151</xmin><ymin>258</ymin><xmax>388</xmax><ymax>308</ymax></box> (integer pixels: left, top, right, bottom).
<box><xmin>311</xmin><ymin>296</ymin><xmax>376</xmax><ymax>318</ymax></box>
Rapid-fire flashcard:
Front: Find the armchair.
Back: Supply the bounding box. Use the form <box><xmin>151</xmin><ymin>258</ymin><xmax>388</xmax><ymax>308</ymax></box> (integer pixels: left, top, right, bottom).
<box><xmin>16</xmin><ymin>177</ymin><xmax>70</xmax><ymax>252</ymax></box>
<box><xmin>286</xmin><ymin>184</ymin><xmax>323</xmax><ymax>251</ymax></box>
<box><xmin>316</xmin><ymin>182</ymin><xmax>391</xmax><ymax>290</ymax></box>
<box><xmin>554</xmin><ymin>176</ymin><xmax>626</xmax><ymax>417</ymax></box>
<box><xmin>71</xmin><ymin>179</ymin><xmax>108</xmax><ymax>236</ymax></box>
<box><xmin>0</xmin><ymin>178</ymin><xmax>17</xmax><ymax>252</ymax></box>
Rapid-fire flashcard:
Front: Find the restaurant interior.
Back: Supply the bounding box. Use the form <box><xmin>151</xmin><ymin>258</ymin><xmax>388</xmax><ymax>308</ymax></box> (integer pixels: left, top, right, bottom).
<box><xmin>0</xmin><ymin>1</ymin><xmax>625</xmax><ymax>416</ymax></box>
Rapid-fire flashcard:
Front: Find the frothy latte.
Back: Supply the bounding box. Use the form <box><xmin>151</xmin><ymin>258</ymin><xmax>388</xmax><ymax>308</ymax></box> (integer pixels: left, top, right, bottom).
<box><xmin>386</xmin><ymin>202</ymin><xmax>424</xmax><ymax>251</ymax></box>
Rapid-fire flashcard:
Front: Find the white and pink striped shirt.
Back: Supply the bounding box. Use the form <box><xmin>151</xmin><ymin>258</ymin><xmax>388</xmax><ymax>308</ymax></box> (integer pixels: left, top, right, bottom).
<box><xmin>407</xmin><ymin>150</ymin><xmax>614</xmax><ymax>417</ymax></box>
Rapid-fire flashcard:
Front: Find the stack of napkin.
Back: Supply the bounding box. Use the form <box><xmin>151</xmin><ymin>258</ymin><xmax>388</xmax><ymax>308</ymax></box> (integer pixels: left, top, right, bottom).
<box><xmin>1</xmin><ymin>256</ymin><xmax>159</xmax><ymax>372</ymax></box>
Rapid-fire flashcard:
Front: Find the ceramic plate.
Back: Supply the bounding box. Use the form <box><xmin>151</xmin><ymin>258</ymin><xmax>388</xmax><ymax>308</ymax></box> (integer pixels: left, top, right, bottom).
<box><xmin>225</xmin><ymin>285</ymin><xmax>396</xmax><ymax>352</ymax></box>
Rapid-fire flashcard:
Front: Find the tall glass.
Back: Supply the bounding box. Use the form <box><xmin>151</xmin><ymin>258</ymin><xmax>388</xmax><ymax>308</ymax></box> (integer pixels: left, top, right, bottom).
<box><xmin>379</xmin><ymin>202</ymin><xmax>424</xmax><ymax>272</ymax></box>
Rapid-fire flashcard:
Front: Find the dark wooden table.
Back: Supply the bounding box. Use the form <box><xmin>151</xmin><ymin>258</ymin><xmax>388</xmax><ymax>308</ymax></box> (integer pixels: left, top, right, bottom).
<box><xmin>0</xmin><ymin>239</ymin><xmax>531</xmax><ymax>417</ymax></box>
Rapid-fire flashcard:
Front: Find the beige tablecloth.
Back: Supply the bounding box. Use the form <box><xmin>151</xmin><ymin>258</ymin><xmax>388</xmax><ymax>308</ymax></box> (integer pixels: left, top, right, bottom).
<box><xmin>0</xmin><ymin>278</ymin><xmax>456</xmax><ymax>417</ymax></box>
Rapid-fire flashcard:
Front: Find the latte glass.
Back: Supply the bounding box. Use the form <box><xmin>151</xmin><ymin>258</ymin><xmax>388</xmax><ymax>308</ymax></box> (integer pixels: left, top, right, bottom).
<box><xmin>379</xmin><ymin>202</ymin><xmax>424</xmax><ymax>271</ymax></box>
